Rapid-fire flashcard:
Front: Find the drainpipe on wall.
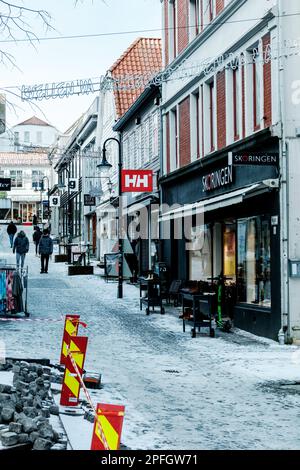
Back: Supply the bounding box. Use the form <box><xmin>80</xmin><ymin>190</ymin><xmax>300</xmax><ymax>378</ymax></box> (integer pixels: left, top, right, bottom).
<box><xmin>278</xmin><ymin>0</ymin><xmax>290</xmax><ymax>343</ymax></box>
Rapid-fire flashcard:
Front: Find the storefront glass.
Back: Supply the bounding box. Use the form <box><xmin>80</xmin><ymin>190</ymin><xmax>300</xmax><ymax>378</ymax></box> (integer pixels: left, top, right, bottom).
<box><xmin>223</xmin><ymin>222</ymin><xmax>236</xmax><ymax>281</ymax></box>
<box><xmin>237</xmin><ymin>215</ymin><xmax>271</xmax><ymax>307</ymax></box>
<box><xmin>189</xmin><ymin>225</ymin><xmax>212</xmax><ymax>281</ymax></box>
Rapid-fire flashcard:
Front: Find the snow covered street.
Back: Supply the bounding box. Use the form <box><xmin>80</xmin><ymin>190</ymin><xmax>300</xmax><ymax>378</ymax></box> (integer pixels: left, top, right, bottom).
<box><xmin>0</xmin><ymin>224</ymin><xmax>300</xmax><ymax>450</ymax></box>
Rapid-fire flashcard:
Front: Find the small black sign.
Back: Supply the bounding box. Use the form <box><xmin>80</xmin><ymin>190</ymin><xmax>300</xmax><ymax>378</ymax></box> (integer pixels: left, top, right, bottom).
<box><xmin>232</xmin><ymin>153</ymin><xmax>279</xmax><ymax>166</ymax></box>
<box><xmin>0</xmin><ymin>178</ymin><xmax>11</xmax><ymax>191</ymax></box>
<box><xmin>84</xmin><ymin>194</ymin><xmax>96</xmax><ymax>206</ymax></box>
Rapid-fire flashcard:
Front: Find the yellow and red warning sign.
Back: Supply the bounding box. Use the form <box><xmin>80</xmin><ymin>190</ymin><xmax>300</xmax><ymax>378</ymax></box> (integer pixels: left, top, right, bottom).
<box><xmin>91</xmin><ymin>403</ymin><xmax>125</xmax><ymax>450</ymax></box>
<box><xmin>60</xmin><ymin>315</ymin><xmax>86</xmax><ymax>365</ymax></box>
<box><xmin>60</xmin><ymin>335</ymin><xmax>88</xmax><ymax>407</ymax></box>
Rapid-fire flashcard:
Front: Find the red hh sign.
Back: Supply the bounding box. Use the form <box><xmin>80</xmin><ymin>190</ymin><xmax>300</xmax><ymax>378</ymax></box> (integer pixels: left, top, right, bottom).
<box><xmin>60</xmin><ymin>336</ymin><xmax>88</xmax><ymax>407</ymax></box>
<box><xmin>91</xmin><ymin>403</ymin><xmax>125</xmax><ymax>450</ymax></box>
<box><xmin>121</xmin><ymin>170</ymin><xmax>153</xmax><ymax>192</ymax></box>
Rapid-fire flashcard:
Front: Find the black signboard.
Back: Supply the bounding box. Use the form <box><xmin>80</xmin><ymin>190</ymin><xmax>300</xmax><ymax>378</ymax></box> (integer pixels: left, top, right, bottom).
<box><xmin>84</xmin><ymin>194</ymin><xmax>96</xmax><ymax>206</ymax></box>
<box><xmin>232</xmin><ymin>152</ymin><xmax>279</xmax><ymax>166</ymax></box>
<box><xmin>0</xmin><ymin>178</ymin><xmax>11</xmax><ymax>191</ymax></box>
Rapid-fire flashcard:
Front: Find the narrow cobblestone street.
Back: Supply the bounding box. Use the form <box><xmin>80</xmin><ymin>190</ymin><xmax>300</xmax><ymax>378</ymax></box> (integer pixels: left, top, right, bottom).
<box><xmin>0</xmin><ymin>225</ymin><xmax>300</xmax><ymax>450</ymax></box>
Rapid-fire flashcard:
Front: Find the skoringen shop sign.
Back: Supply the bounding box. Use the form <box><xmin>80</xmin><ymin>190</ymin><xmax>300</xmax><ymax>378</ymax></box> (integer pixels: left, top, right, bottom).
<box><xmin>231</xmin><ymin>152</ymin><xmax>279</xmax><ymax>166</ymax></box>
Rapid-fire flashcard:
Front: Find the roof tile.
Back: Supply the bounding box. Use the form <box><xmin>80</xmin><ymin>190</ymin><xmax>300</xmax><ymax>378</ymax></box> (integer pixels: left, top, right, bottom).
<box><xmin>109</xmin><ymin>37</ymin><xmax>162</xmax><ymax>118</ymax></box>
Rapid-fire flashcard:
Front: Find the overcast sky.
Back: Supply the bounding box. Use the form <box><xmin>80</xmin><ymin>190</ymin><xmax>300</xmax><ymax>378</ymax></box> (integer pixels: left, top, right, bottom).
<box><xmin>0</xmin><ymin>0</ymin><xmax>161</xmax><ymax>133</ymax></box>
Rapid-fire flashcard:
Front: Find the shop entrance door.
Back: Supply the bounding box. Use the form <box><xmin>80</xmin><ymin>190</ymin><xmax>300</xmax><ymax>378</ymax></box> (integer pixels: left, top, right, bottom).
<box><xmin>19</xmin><ymin>203</ymin><xmax>36</xmax><ymax>223</ymax></box>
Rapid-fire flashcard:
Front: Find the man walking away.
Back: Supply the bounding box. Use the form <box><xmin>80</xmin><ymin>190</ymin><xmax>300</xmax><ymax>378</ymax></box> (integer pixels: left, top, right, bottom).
<box><xmin>39</xmin><ymin>229</ymin><xmax>53</xmax><ymax>274</ymax></box>
<box><xmin>33</xmin><ymin>226</ymin><xmax>42</xmax><ymax>256</ymax></box>
<box><xmin>33</xmin><ymin>214</ymin><xmax>38</xmax><ymax>226</ymax></box>
<box><xmin>7</xmin><ymin>221</ymin><xmax>17</xmax><ymax>248</ymax></box>
<box><xmin>13</xmin><ymin>231</ymin><xmax>29</xmax><ymax>269</ymax></box>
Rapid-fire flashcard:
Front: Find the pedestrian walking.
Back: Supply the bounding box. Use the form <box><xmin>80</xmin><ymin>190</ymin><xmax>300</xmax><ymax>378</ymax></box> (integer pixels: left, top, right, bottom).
<box><xmin>32</xmin><ymin>226</ymin><xmax>42</xmax><ymax>255</ymax></box>
<box><xmin>13</xmin><ymin>231</ymin><xmax>29</xmax><ymax>269</ymax></box>
<box><xmin>32</xmin><ymin>214</ymin><xmax>38</xmax><ymax>226</ymax></box>
<box><xmin>6</xmin><ymin>221</ymin><xmax>17</xmax><ymax>248</ymax></box>
<box><xmin>38</xmin><ymin>229</ymin><xmax>53</xmax><ymax>274</ymax></box>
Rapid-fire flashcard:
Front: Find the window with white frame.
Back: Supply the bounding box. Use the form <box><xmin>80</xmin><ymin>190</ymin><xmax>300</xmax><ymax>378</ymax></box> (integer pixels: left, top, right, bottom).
<box><xmin>32</xmin><ymin>170</ymin><xmax>44</xmax><ymax>189</ymax></box>
<box><xmin>10</xmin><ymin>170</ymin><xmax>23</xmax><ymax>188</ymax></box>
<box><xmin>152</xmin><ymin>111</ymin><xmax>159</xmax><ymax>158</ymax></box>
<box><xmin>170</xmin><ymin>107</ymin><xmax>178</xmax><ymax>170</ymax></box>
<box><xmin>208</xmin><ymin>80</ymin><xmax>215</xmax><ymax>152</ymax></box>
<box><xmin>14</xmin><ymin>132</ymin><xmax>19</xmax><ymax>145</ymax></box>
<box><xmin>169</xmin><ymin>0</ymin><xmax>177</xmax><ymax>61</ymax></box>
<box><xmin>36</xmin><ymin>131</ymin><xmax>42</xmax><ymax>144</ymax></box>
<box><xmin>24</xmin><ymin>131</ymin><xmax>30</xmax><ymax>143</ymax></box>
<box><xmin>189</xmin><ymin>0</ymin><xmax>202</xmax><ymax>39</ymax></box>
<box><xmin>233</xmin><ymin>66</ymin><xmax>240</xmax><ymax>139</ymax></box>
<box><xmin>191</xmin><ymin>90</ymin><xmax>200</xmax><ymax>160</ymax></box>
<box><xmin>252</xmin><ymin>46</ymin><xmax>261</xmax><ymax>130</ymax></box>
<box><xmin>136</xmin><ymin>126</ymin><xmax>142</xmax><ymax>168</ymax></box>
<box><xmin>143</xmin><ymin>119</ymin><xmax>150</xmax><ymax>163</ymax></box>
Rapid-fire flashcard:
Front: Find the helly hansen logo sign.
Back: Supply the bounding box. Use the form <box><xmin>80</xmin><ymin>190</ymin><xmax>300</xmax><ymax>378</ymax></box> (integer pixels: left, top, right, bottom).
<box><xmin>121</xmin><ymin>170</ymin><xmax>153</xmax><ymax>192</ymax></box>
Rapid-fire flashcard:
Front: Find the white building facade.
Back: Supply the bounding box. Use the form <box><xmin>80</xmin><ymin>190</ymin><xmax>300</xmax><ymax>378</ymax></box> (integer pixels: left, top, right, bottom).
<box><xmin>0</xmin><ymin>116</ymin><xmax>58</xmax><ymax>152</ymax></box>
<box><xmin>0</xmin><ymin>151</ymin><xmax>52</xmax><ymax>223</ymax></box>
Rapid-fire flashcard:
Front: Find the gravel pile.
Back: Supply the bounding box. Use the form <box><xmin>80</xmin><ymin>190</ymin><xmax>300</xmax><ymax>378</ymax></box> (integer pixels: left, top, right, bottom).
<box><xmin>0</xmin><ymin>361</ymin><xmax>66</xmax><ymax>450</ymax></box>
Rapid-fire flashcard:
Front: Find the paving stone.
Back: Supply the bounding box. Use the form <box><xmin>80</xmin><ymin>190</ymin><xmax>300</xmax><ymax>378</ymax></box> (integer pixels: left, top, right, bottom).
<box><xmin>18</xmin><ymin>433</ymin><xmax>30</xmax><ymax>444</ymax></box>
<box><xmin>0</xmin><ymin>385</ymin><xmax>12</xmax><ymax>394</ymax></box>
<box><xmin>49</xmin><ymin>405</ymin><xmax>59</xmax><ymax>416</ymax></box>
<box><xmin>23</xmin><ymin>406</ymin><xmax>39</xmax><ymax>418</ymax></box>
<box><xmin>0</xmin><ymin>393</ymin><xmax>11</xmax><ymax>402</ymax></box>
<box><xmin>0</xmin><ymin>432</ymin><xmax>19</xmax><ymax>446</ymax></box>
<box><xmin>38</xmin><ymin>424</ymin><xmax>55</xmax><ymax>441</ymax></box>
<box><xmin>51</xmin><ymin>443</ymin><xmax>67</xmax><ymax>450</ymax></box>
<box><xmin>29</xmin><ymin>431</ymin><xmax>39</xmax><ymax>443</ymax></box>
<box><xmin>41</xmin><ymin>408</ymin><xmax>50</xmax><ymax>418</ymax></box>
<box><xmin>1</xmin><ymin>407</ymin><xmax>15</xmax><ymax>422</ymax></box>
<box><xmin>33</xmin><ymin>438</ymin><xmax>53</xmax><ymax>450</ymax></box>
<box><xmin>19</xmin><ymin>417</ymin><xmax>38</xmax><ymax>434</ymax></box>
<box><xmin>9</xmin><ymin>422</ymin><xmax>23</xmax><ymax>434</ymax></box>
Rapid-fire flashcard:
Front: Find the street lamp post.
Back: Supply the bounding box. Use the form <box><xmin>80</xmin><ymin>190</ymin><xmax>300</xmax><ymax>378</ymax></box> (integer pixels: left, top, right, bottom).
<box><xmin>97</xmin><ymin>137</ymin><xmax>123</xmax><ymax>299</ymax></box>
<box><xmin>42</xmin><ymin>176</ymin><xmax>50</xmax><ymax>226</ymax></box>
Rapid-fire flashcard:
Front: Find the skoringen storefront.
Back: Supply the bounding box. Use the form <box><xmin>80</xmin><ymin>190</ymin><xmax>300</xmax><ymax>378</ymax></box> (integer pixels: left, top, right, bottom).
<box><xmin>160</xmin><ymin>132</ymin><xmax>281</xmax><ymax>340</ymax></box>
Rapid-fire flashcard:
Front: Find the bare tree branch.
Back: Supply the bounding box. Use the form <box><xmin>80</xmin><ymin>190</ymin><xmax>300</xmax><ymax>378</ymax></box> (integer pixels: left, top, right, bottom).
<box><xmin>0</xmin><ymin>1</ymin><xmax>53</xmax><ymax>67</ymax></box>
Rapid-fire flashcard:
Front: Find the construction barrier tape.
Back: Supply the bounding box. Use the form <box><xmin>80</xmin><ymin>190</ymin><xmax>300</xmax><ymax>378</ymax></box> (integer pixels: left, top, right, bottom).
<box><xmin>67</xmin><ymin>346</ymin><xmax>111</xmax><ymax>451</ymax></box>
<box><xmin>0</xmin><ymin>315</ymin><xmax>65</xmax><ymax>323</ymax></box>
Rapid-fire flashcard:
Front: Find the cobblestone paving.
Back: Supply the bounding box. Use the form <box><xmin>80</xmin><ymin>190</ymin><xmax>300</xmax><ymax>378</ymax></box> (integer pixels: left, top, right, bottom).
<box><xmin>0</xmin><ymin>224</ymin><xmax>300</xmax><ymax>450</ymax></box>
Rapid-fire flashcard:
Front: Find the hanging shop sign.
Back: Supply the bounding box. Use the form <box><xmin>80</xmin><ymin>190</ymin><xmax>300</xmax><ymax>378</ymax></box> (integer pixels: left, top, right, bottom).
<box><xmin>0</xmin><ymin>178</ymin><xmax>11</xmax><ymax>191</ymax></box>
<box><xmin>202</xmin><ymin>166</ymin><xmax>233</xmax><ymax>193</ymax></box>
<box><xmin>121</xmin><ymin>170</ymin><xmax>153</xmax><ymax>193</ymax></box>
<box><xmin>229</xmin><ymin>152</ymin><xmax>279</xmax><ymax>166</ymax></box>
<box><xmin>69</xmin><ymin>178</ymin><xmax>79</xmax><ymax>192</ymax></box>
<box><xmin>50</xmin><ymin>196</ymin><xmax>61</xmax><ymax>207</ymax></box>
<box><xmin>84</xmin><ymin>194</ymin><xmax>96</xmax><ymax>206</ymax></box>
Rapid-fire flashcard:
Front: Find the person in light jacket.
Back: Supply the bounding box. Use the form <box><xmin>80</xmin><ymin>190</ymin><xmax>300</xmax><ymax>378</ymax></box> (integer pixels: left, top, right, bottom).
<box><xmin>38</xmin><ymin>229</ymin><xmax>53</xmax><ymax>274</ymax></box>
<box><xmin>13</xmin><ymin>231</ymin><xmax>29</xmax><ymax>269</ymax></box>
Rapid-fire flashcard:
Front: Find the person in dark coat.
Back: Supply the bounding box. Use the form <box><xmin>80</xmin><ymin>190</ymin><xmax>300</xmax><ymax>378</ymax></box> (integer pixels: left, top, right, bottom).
<box><xmin>13</xmin><ymin>231</ymin><xmax>29</xmax><ymax>269</ymax></box>
<box><xmin>32</xmin><ymin>214</ymin><xmax>38</xmax><ymax>226</ymax></box>
<box><xmin>33</xmin><ymin>226</ymin><xmax>42</xmax><ymax>255</ymax></box>
<box><xmin>38</xmin><ymin>229</ymin><xmax>53</xmax><ymax>274</ymax></box>
<box><xmin>7</xmin><ymin>221</ymin><xmax>17</xmax><ymax>248</ymax></box>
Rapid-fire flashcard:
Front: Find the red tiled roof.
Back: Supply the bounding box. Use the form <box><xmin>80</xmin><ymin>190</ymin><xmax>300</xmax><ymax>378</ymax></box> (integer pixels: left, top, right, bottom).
<box><xmin>16</xmin><ymin>116</ymin><xmax>52</xmax><ymax>127</ymax></box>
<box><xmin>109</xmin><ymin>37</ymin><xmax>162</xmax><ymax>118</ymax></box>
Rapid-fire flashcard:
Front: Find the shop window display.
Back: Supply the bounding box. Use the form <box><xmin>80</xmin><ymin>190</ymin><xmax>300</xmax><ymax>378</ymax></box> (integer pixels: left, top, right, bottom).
<box><xmin>189</xmin><ymin>225</ymin><xmax>212</xmax><ymax>281</ymax></box>
<box><xmin>237</xmin><ymin>216</ymin><xmax>271</xmax><ymax>307</ymax></box>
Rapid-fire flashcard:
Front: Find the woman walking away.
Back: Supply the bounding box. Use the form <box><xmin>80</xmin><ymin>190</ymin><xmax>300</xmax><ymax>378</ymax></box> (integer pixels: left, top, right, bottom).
<box><xmin>39</xmin><ymin>229</ymin><xmax>53</xmax><ymax>274</ymax></box>
<box><xmin>33</xmin><ymin>226</ymin><xmax>42</xmax><ymax>256</ymax></box>
<box><xmin>13</xmin><ymin>231</ymin><xmax>29</xmax><ymax>269</ymax></box>
<box><xmin>7</xmin><ymin>221</ymin><xmax>17</xmax><ymax>248</ymax></box>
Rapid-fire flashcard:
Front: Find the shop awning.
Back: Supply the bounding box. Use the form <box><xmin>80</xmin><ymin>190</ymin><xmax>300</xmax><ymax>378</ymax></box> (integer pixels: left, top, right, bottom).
<box><xmin>159</xmin><ymin>180</ymin><xmax>278</xmax><ymax>222</ymax></box>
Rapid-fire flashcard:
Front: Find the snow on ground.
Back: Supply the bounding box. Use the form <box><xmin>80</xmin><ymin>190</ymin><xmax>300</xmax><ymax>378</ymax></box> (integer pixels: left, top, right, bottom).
<box><xmin>0</xmin><ymin>224</ymin><xmax>300</xmax><ymax>450</ymax></box>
